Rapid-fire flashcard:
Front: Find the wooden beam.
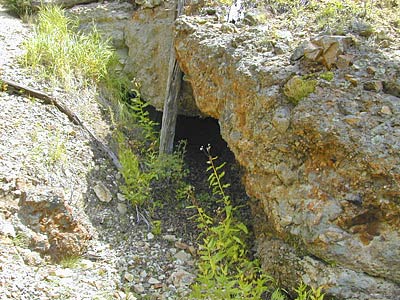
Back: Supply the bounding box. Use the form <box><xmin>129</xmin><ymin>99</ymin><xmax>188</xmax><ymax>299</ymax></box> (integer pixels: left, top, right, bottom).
<box><xmin>159</xmin><ymin>0</ymin><xmax>184</xmax><ymax>155</ymax></box>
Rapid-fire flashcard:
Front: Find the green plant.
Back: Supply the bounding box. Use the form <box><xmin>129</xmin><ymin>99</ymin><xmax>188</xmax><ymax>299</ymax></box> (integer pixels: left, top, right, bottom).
<box><xmin>271</xmin><ymin>288</ymin><xmax>287</xmax><ymax>300</ymax></box>
<box><xmin>59</xmin><ymin>255</ymin><xmax>81</xmax><ymax>268</ymax></box>
<box><xmin>150</xmin><ymin>140</ymin><xmax>189</xmax><ymax>203</ymax></box>
<box><xmin>319</xmin><ymin>71</ymin><xmax>334</xmax><ymax>82</ymax></box>
<box><xmin>48</xmin><ymin>133</ymin><xmax>67</xmax><ymax>166</ymax></box>
<box><xmin>1</xmin><ymin>0</ymin><xmax>33</xmax><ymax>18</ymax></box>
<box><xmin>12</xmin><ymin>232</ymin><xmax>30</xmax><ymax>248</ymax></box>
<box><xmin>151</xmin><ymin>220</ymin><xmax>162</xmax><ymax>236</ymax></box>
<box><xmin>118</xmin><ymin>133</ymin><xmax>156</xmax><ymax>207</ymax></box>
<box><xmin>294</xmin><ymin>282</ymin><xmax>325</xmax><ymax>300</ymax></box>
<box><xmin>189</xmin><ymin>145</ymin><xmax>271</xmax><ymax>299</ymax></box>
<box><xmin>310</xmin><ymin>0</ymin><xmax>363</xmax><ymax>33</ymax></box>
<box><xmin>22</xmin><ymin>6</ymin><xmax>115</xmax><ymax>88</ymax></box>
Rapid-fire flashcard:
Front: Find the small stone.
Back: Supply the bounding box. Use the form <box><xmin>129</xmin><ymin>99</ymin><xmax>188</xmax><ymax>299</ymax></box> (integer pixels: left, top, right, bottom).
<box><xmin>0</xmin><ymin>215</ymin><xmax>16</xmax><ymax>238</ymax></box>
<box><xmin>163</xmin><ymin>234</ymin><xmax>176</xmax><ymax>242</ymax></box>
<box><xmin>169</xmin><ymin>270</ymin><xmax>196</xmax><ymax>287</ymax></box>
<box><xmin>52</xmin><ymin>268</ymin><xmax>74</xmax><ymax>278</ymax></box>
<box><xmin>363</xmin><ymin>81</ymin><xmax>383</xmax><ymax>92</ymax></box>
<box><xmin>336</xmin><ymin>54</ymin><xmax>353</xmax><ymax>69</ymax></box>
<box><xmin>117</xmin><ymin>203</ymin><xmax>128</xmax><ymax>215</ymax></box>
<box><xmin>174</xmin><ymin>250</ymin><xmax>191</xmax><ymax>263</ymax></box>
<box><xmin>274</xmin><ymin>42</ymin><xmax>289</xmax><ymax>55</ymax></box>
<box><xmin>114</xmin><ymin>291</ymin><xmax>126</xmax><ymax>300</ymax></box>
<box><xmin>126</xmin><ymin>292</ymin><xmax>138</xmax><ymax>300</ymax></box>
<box><xmin>134</xmin><ymin>283</ymin><xmax>145</xmax><ymax>293</ymax></box>
<box><xmin>366</xmin><ymin>66</ymin><xmax>376</xmax><ymax>75</ymax></box>
<box><xmin>380</xmin><ymin>106</ymin><xmax>392</xmax><ymax>115</ymax></box>
<box><xmin>80</xmin><ymin>259</ymin><xmax>94</xmax><ymax>269</ymax></box>
<box><xmin>344</xmin><ymin>116</ymin><xmax>361</xmax><ymax>125</ymax></box>
<box><xmin>187</xmin><ymin>245</ymin><xmax>197</xmax><ymax>256</ymax></box>
<box><xmin>93</xmin><ymin>182</ymin><xmax>112</xmax><ymax>203</ymax></box>
<box><xmin>147</xmin><ymin>232</ymin><xmax>155</xmax><ymax>240</ymax></box>
<box><xmin>140</xmin><ymin>270</ymin><xmax>147</xmax><ymax>279</ymax></box>
<box><xmin>383</xmin><ymin>80</ymin><xmax>400</xmax><ymax>97</ymax></box>
<box><xmin>124</xmin><ymin>272</ymin><xmax>134</xmax><ymax>282</ymax></box>
<box><xmin>117</xmin><ymin>193</ymin><xmax>126</xmax><ymax>202</ymax></box>
<box><xmin>272</xmin><ymin>107</ymin><xmax>291</xmax><ymax>133</ymax></box>
<box><xmin>153</xmin><ymin>282</ymin><xmax>163</xmax><ymax>289</ymax></box>
<box><xmin>344</xmin><ymin>74</ymin><xmax>358</xmax><ymax>86</ymax></box>
<box><xmin>148</xmin><ymin>277</ymin><xmax>160</xmax><ymax>284</ymax></box>
<box><xmin>175</xmin><ymin>241</ymin><xmax>189</xmax><ymax>250</ymax></box>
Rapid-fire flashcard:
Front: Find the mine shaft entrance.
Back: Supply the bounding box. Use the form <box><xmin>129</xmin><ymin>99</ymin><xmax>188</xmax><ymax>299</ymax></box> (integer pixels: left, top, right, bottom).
<box><xmin>173</xmin><ymin>115</ymin><xmax>250</xmax><ymax>208</ymax></box>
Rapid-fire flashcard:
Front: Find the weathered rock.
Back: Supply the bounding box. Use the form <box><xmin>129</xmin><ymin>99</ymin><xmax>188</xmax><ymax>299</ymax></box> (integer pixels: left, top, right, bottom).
<box><xmin>383</xmin><ymin>80</ymin><xmax>400</xmax><ymax>98</ymax></box>
<box><xmin>17</xmin><ymin>186</ymin><xmax>91</xmax><ymax>260</ymax></box>
<box><xmin>175</xmin><ymin>15</ymin><xmax>400</xmax><ymax>299</ymax></box>
<box><xmin>291</xmin><ymin>35</ymin><xmax>354</xmax><ymax>69</ymax></box>
<box><xmin>364</xmin><ymin>80</ymin><xmax>383</xmax><ymax>92</ymax></box>
<box><xmin>124</xmin><ymin>2</ymin><xmax>199</xmax><ymax>116</ymax></box>
<box><xmin>136</xmin><ymin>0</ymin><xmax>162</xmax><ymax>9</ymax></box>
<box><xmin>168</xmin><ymin>269</ymin><xmax>196</xmax><ymax>287</ymax></box>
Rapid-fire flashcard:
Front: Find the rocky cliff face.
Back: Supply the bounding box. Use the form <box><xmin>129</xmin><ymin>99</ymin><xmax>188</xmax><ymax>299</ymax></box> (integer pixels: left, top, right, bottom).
<box><xmin>174</xmin><ymin>15</ymin><xmax>400</xmax><ymax>300</ymax></box>
<box><xmin>66</xmin><ymin>1</ymin><xmax>399</xmax><ymax>298</ymax></box>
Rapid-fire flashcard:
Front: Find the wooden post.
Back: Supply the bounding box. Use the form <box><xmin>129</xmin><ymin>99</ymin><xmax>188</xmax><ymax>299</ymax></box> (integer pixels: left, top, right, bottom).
<box><xmin>159</xmin><ymin>0</ymin><xmax>184</xmax><ymax>155</ymax></box>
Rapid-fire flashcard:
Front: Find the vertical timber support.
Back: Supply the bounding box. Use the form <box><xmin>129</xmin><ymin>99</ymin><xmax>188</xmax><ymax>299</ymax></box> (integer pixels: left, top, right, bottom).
<box><xmin>159</xmin><ymin>0</ymin><xmax>184</xmax><ymax>155</ymax></box>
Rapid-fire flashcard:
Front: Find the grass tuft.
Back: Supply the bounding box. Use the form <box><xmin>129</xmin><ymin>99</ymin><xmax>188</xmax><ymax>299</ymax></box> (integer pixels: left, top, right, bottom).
<box><xmin>22</xmin><ymin>6</ymin><xmax>115</xmax><ymax>89</ymax></box>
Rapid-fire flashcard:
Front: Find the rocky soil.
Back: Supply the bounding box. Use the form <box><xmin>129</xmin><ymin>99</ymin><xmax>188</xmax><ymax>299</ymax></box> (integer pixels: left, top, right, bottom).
<box><xmin>0</xmin><ymin>5</ymin><xmax>197</xmax><ymax>299</ymax></box>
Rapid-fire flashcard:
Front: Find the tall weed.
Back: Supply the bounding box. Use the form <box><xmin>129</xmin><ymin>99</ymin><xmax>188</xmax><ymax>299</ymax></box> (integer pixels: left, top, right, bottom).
<box><xmin>189</xmin><ymin>145</ymin><xmax>271</xmax><ymax>299</ymax></box>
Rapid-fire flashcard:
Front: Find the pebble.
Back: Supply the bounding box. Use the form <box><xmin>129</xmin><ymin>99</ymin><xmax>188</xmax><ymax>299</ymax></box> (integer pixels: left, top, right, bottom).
<box><xmin>117</xmin><ymin>202</ymin><xmax>128</xmax><ymax>215</ymax></box>
<box><xmin>124</xmin><ymin>272</ymin><xmax>135</xmax><ymax>282</ymax></box>
<box><xmin>149</xmin><ymin>277</ymin><xmax>160</xmax><ymax>284</ymax></box>
<box><xmin>93</xmin><ymin>182</ymin><xmax>113</xmax><ymax>203</ymax></box>
<box><xmin>174</xmin><ymin>250</ymin><xmax>192</xmax><ymax>263</ymax></box>
<box><xmin>163</xmin><ymin>234</ymin><xmax>177</xmax><ymax>242</ymax></box>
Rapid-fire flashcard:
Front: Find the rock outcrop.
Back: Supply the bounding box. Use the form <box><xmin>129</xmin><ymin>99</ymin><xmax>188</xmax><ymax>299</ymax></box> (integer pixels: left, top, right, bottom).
<box><xmin>174</xmin><ymin>15</ymin><xmax>400</xmax><ymax>299</ymax></box>
<box><xmin>124</xmin><ymin>0</ymin><xmax>199</xmax><ymax>115</ymax></box>
<box><xmin>17</xmin><ymin>184</ymin><xmax>92</xmax><ymax>260</ymax></box>
<box><xmin>68</xmin><ymin>0</ymin><xmax>200</xmax><ymax>115</ymax></box>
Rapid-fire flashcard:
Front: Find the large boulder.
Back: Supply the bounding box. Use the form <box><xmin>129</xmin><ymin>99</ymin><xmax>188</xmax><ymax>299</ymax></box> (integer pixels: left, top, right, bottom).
<box><xmin>174</xmin><ymin>15</ymin><xmax>400</xmax><ymax>299</ymax></box>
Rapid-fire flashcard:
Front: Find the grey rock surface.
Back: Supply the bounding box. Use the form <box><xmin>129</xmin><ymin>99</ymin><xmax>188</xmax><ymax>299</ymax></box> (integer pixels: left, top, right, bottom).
<box><xmin>124</xmin><ymin>1</ymin><xmax>199</xmax><ymax>115</ymax></box>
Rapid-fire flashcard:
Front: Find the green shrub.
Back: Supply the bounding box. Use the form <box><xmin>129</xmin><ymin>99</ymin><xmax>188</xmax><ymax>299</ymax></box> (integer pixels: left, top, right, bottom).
<box><xmin>22</xmin><ymin>6</ymin><xmax>115</xmax><ymax>88</ymax></box>
<box><xmin>118</xmin><ymin>132</ymin><xmax>156</xmax><ymax>207</ymax></box>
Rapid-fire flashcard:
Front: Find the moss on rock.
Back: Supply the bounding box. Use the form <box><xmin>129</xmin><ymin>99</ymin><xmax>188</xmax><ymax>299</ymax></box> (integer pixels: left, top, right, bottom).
<box><xmin>283</xmin><ymin>75</ymin><xmax>317</xmax><ymax>105</ymax></box>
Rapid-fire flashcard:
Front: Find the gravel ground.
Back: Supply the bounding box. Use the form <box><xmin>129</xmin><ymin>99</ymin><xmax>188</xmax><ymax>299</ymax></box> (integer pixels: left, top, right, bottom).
<box><xmin>0</xmin><ymin>5</ymin><xmax>197</xmax><ymax>300</ymax></box>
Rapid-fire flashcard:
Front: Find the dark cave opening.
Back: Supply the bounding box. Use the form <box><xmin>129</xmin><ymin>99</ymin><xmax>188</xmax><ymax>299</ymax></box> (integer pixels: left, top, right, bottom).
<box><xmin>173</xmin><ymin>114</ymin><xmax>250</xmax><ymax>209</ymax></box>
<box><xmin>147</xmin><ymin>106</ymin><xmax>249</xmax><ymax>204</ymax></box>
